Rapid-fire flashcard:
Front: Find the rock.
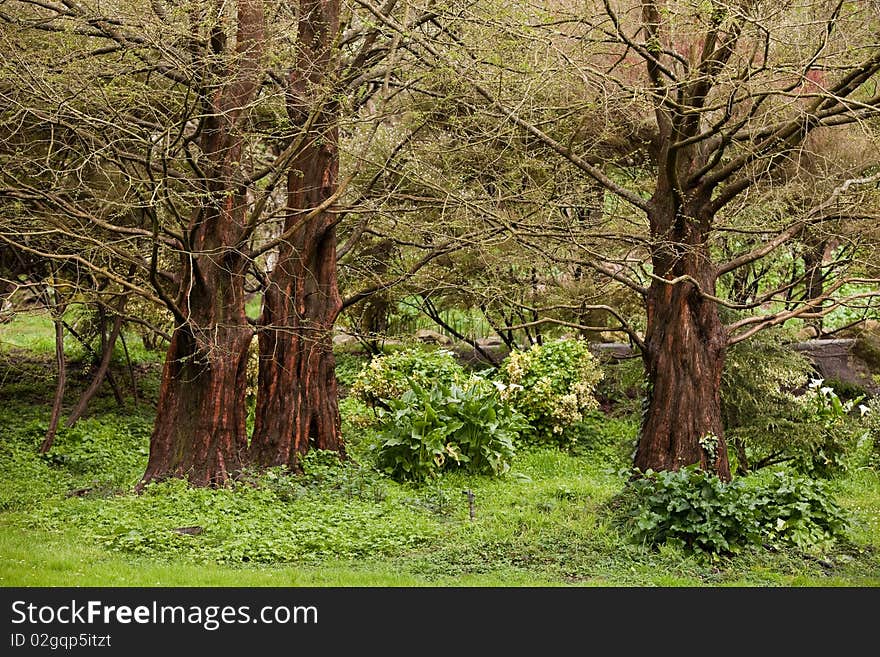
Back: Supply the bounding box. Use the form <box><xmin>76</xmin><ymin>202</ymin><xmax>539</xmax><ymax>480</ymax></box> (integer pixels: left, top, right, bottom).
<box><xmin>172</xmin><ymin>526</ymin><xmax>204</xmax><ymax>536</ymax></box>
<box><xmin>792</xmin><ymin>339</ymin><xmax>879</xmax><ymax>395</ymax></box>
<box><xmin>415</xmin><ymin>329</ymin><xmax>452</xmax><ymax>345</ymax></box>
<box><xmin>332</xmin><ymin>331</ymin><xmax>360</xmax><ymax>347</ymax></box>
<box><xmin>590</xmin><ymin>342</ymin><xmax>636</xmax><ymax>362</ymax></box>
<box><xmin>66</xmin><ymin>487</ymin><xmax>94</xmax><ymax>498</ymax></box>
<box><xmin>795</xmin><ymin>326</ymin><xmax>822</xmax><ymax>341</ymax></box>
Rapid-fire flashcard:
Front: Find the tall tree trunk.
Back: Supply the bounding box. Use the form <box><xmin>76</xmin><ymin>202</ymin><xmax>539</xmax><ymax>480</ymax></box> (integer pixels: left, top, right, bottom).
<box><xmin>633</xmin><ymin>196</ymin><xmax>731</xmax><ymax>481</ymax></box>
<box><xmin>139</xmin><ymin>202</ymin><xmax>255</xmax><ymax>488</ymax></box>
<box><xmin>802</xmin><ymin>237</ymin><xmax>828</xmax><ymax>337</ymax></box>
<box><xmin>636</xmin><ymin>278</ymin><xmax>730</xmax><ymax>480</ymax></box>
<box><xmin>249</xmin><ymin>0</ymin><xmax>344</xmax><ymax>470</ymax></box>
<box><xmin>138</xmin><ymin>0</ymin><xmax>264</xmax><ymax>489</ymax></box>
<box><xmin>249</xmin><ymin>194</ymin><xmax>344</xmax><ymax>469</ymax></box>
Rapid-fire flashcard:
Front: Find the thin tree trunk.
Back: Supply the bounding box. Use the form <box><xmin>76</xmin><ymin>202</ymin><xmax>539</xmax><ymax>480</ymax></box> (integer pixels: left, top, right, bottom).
<box><xmin>40</xmin><ymin>310</ymin><xmax>66</xmax><ymax>453</ymax></box>
<box><xmin>479</xmin><ymin>304</ymin><xmax>517</xmax><ymax>351</ymax></box>
<box><xmin>99</xmin><ymin>304</ymin><xmax>126</xmax><ymax>408</ymax></box>
<box><xmin>732</xmin><ymin>438</ymin><xmax>750</xmax><ymax>475</ymax></box>
<box><xmin>119</xmin><ymin>330</ymin><xmax>138</xmax><ymax>407</ymax></box>
<box><xmin>802</xmin><ymin>238</ymin><xmax>828</xmax><ymax>337</ymax></box>
<box><xmin>61</xmin><ymin>318</ymin><xmax>125</xmax><ymax>400</ymax></box>
<box><xmin>421</xmin><ymin>297</ymin><xmax>499</xmax><ymax>366</ymax></box>
<box><xmin>66</xmin><ymin>300</ymin><xmax>126</xmax><ymax>427</ymax></box>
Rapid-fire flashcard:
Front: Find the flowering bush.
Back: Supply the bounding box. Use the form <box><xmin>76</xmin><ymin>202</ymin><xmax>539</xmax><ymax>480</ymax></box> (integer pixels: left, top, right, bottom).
<box><xmin>496</xmin><ymin>338</ymin><xmax>603</xmax><ymax>447</ymax></box>
<box><xmin>730</xmin><ymin>374</ymin><xmax>867</xmax><ymax>478</ymax></box>
<box><xmin>788</xmin><ymin>378</ymin><xmax>867</xmax><ymax>477</ymax></box>
<box><xmin>721</xmin><ymin>333</ymin><xmax>814</xmax><ymax>435</ymax></box>
<box><xmin>863</xmin><ymin>397</ymin><xmax>880</xmax><ymax>469</ymax></box>
<box><xmin>350</xmin><ymin>347</ymin><xmax>467</xmax><ymax>410</ymax></box>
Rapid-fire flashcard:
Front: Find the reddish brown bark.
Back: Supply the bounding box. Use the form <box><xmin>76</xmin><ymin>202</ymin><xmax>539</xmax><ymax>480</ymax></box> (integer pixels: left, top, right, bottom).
<box><xmin>634</xmin><ymin>194</ymin><xmax>731</xmax><ymax>481</ymax></box>
<box><xmin>140</xmin><ymin>319</ymin><xmax>252</xmax><ymax>488</ymax></box>
<box><xmin>248</xmin><ymin>203</ymin><xmax>344</xmax><ymax>469</ymax></box>
<box><xmin>138</xmin><ymin>0</ymin><xmax>264</xmax><ymax>489</ymax></box>
<box><xmin>629</xmin><ymin>11</ymin><xmax>737</xmax><ymax>479</ymax></box>
<box><xmin>249</xmin><ymin>0</ymin><xmax>344</xmax><ymax>470</ymax></box>
<box><xmin>636</xmin><ymin>279</ymin><xmax>730</xmax><ymax>480</ymax></box>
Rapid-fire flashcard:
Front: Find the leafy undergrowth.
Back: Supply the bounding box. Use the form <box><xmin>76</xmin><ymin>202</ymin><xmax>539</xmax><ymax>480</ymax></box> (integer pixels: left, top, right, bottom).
<box><xmin>0</xmin><ymin>332</ymin><xmax>879</xmax><ymax>586</ymax></box>
<box><xmin>1</xmin><ymin>397</ymin><xmax>878</xmax><ymax>587</ymax></box>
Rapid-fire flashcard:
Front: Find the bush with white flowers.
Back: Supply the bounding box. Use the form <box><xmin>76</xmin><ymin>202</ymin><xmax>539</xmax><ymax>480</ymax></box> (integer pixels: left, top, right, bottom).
<box><xmin>785</xmin><ymin>377</ymin><xmax>868</xmax><ymax>478</ymax></box>
<box><xmin>496</xmin><ymin>338</ymin><xmax>604</xmax><ymax>447</ymax></box>
<box><xmin>350</xmin><ymin>347</ymin><xmax>468</xmax><ymax>410</ymax></box>
<box><xmin>859</xmin><ymin>395</ymin><xmax>879</xmax><ymax>469</ymax></box>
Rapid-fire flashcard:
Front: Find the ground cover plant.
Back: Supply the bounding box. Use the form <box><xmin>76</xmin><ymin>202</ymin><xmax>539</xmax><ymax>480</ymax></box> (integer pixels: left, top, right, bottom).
<box><xmin>1</xmin><ymin>313</ymin><xmax>878</xmax><ymax>587</ymax></box>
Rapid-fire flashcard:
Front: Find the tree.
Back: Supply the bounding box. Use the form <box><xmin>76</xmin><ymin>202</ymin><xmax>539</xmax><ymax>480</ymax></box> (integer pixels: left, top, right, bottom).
<box><xmin>246</xmin><ymin>0</ymin><xmax>467</xmax><ymax>470</ymax></box>
<box><xmin>0</xmin><ymin>0</ymin><xmax>469</xmax><ymax>484</ymax></box>
<box><xmin>6</xmin><ymin>0</ymin><xmax>880</xmax><ymax>487</ymax></box>
<box><xmin>135</xmin><ymin>1</ymin><xmax>266</xmax><ymax>487</ymax></box>
<box><xmin>354</xmin><ymin>0</ymin><xmax>880</xmax><ymax>480</ymax></box>
<box><xmin>249</xmin><ymin>0</ymin><xmax>345</xmax><ymax>469</ymax></box>
<box><xmin>3</xmin><ymin>1</ymin><xmax>281</xmax><ymax>485</ymax></box>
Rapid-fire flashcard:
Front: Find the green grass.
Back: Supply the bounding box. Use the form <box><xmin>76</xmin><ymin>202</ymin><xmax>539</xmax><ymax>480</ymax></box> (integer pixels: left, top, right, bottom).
<box><xmin>0</xmin><ymin>305</ymin><xmax>165</xmax><ymax>363</ymax></box>
<box><xmin>2</xmin><ymin>414</ymin><xmax>877</xmax><ymax>587</ymax></box>
<box><xmin>836</xmin><ymin>467</ymin><xmax>880</xmax><ymax>547</ymax></box>
<box><xmin>0</xmin><ymin>520</ymin><xmax>472</xmax><ymax>587</ymax></box>
<box><xmin>0</xmin><ymin>310</ymin><xmax>60</xmax><ymax>355</ymax></box>
<box><xmin>1</xmin><ymin>312</ymin><xmax>879</xmax><ymax>588</ymax></box>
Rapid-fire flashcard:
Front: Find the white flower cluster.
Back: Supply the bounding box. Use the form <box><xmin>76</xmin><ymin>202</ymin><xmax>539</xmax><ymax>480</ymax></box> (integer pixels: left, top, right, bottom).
<box><xmin>499</xmin><ymin>339</ymin><xmax>603</xmax><ymax>440</ymax></box>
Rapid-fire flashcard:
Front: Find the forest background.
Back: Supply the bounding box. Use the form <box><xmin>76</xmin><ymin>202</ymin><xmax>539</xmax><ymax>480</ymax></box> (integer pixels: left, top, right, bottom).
<box><xmin>1</xmin><ymin>0</ymin><xmax>879</xmax><ymax>586</ymax></box>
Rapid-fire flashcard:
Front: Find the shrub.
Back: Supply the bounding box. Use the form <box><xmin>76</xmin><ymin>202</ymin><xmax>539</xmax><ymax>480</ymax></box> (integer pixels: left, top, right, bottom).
<box><xmin>623</xmin><ymin>467</ymin><xmax>759</xmax><ymax>554</ymax></box>
<box><xmin>721</xmin><ymin>332</ymin><xmax>813</xmax><ymax>435</ymax></box>
<box><xmin>821</xmin><ymin>377</ymin><xmax>868</xmax><ymax>403</ymax></box>
<box><xmin>496</xmin><ymin>338</ymin><xmax>603</xmax><ymax>448</ymax></box>
<box><xmin>334</xmin><ymin>352</ymin><xmax>369</xmax><ymax>388</ymax></box>
<box><xmin>350</xmin><ymin>347</ymin><xmax>467</xmax><ymax>409</ymax></box>
<box><xmin>752</xmin><ymin>470</ymin><xmax>850</xmax><ymax>552</ymax></box>
<box><xmin>593</xmin><ymin>356</ymin><xmax>646</xmax><ymax>416</ymax></box>
<box><xmin>373</xmin><ymin>378</ymin><xmax>527</xmax><ymax>483</ymax></box>
<box><xmin>784</xmin><ymin>379</ymin><xmax>867</xmax><ymax>478</ymax></box>
<box><xmin>722</xmin><ymin>333</ymin><xmax>865</xmax><ymax>477</ymax></box>
<box><xmin>338</xmin><ymin>395</ymin><xmax>383</xmax><ymax>463</ymax></box>
<box><xmin>621</xmin><ymin>466</ymin><xmax>849</xmax><ymax>555</ymax></box>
